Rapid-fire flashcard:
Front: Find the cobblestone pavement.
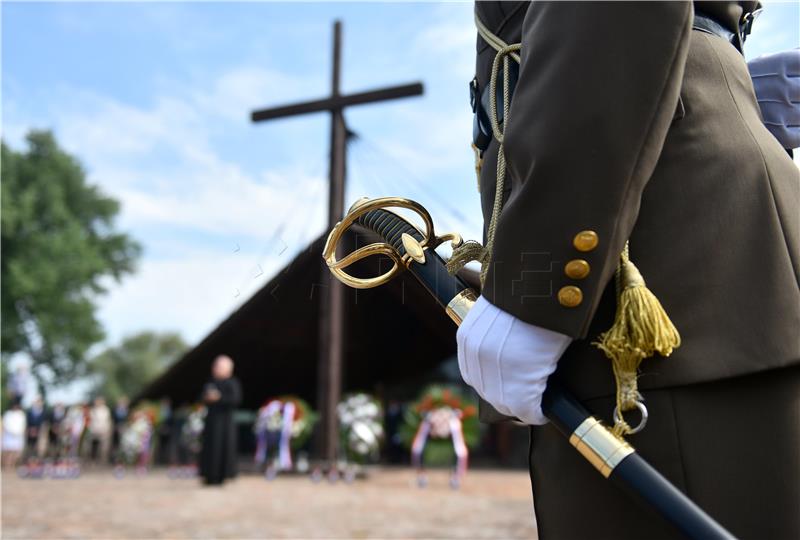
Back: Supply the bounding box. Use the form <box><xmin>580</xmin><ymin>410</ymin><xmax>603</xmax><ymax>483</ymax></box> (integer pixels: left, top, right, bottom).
<box><xmin>2</xmin><ymin>468</ymin><xmax>537</xmax><ymax>539</ymax></box>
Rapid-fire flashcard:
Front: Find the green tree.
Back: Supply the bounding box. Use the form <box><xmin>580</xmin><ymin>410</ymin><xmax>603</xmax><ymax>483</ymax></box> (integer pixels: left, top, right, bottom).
<box><xmin>1</xmin><ymin>131</ymin><xmax>141</xmax><ymax>390</ymax></box>
<box><xmin>1</xmin><ymin>360</ymin><xmax>9</xmax><ymax>411</ymax></box>
<box><xmin>88</xmin><ymin>331</ymin><xmax>188</xmax><ymax>402</ymax></box>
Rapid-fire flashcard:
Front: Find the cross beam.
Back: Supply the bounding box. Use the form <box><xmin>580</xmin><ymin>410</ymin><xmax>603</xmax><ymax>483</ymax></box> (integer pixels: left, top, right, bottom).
<box><xmin>251</xmin><ymin>82</ymin><xmax>424</xmax><ymax>122</ymax></box>
<box><xmin>250</xmin><ymin>20</ymin><xmax>423</xmax><ymax>466</ymax></box>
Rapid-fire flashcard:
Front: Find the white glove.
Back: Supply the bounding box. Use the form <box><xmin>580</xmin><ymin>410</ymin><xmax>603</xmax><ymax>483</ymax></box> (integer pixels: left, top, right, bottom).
<box><xmin>456</xmin><ymin>296</ymin><xmax>572</xmax><ymax>425</ymax></box>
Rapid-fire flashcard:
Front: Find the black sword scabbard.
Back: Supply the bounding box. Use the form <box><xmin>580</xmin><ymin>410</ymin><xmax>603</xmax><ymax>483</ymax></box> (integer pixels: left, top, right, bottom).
<box><xmin>542</xmin><ymin>384</ymin><xmax>734</xmax><ymax>540</ymax></box>
<box><xmin>330</xmin><ymin>204</ymin><xmax>735</xmax><ymax>540</ymax></box>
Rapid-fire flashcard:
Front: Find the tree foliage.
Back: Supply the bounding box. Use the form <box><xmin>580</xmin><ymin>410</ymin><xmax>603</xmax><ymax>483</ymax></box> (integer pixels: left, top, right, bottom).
<box><xmin>1</xmin><ymin>130</ymin><xmax>141</xmax><ymax>387</ymax></box>
<box><xmin>88</xmin><ymin>331</ymin><xmax>188</xmax><ymax>402</ymax></box>
<box><xmin>1</xmin><ymin>361</ymin><xmax>9</xmax><ymax>411</ymax></box>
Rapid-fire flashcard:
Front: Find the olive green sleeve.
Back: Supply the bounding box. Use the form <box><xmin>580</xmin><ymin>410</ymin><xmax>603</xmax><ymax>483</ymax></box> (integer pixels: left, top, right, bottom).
<box><xmin>482</xmin><ymin>1</ymin><xmax>693</xmax><ymax>338</ymax></box>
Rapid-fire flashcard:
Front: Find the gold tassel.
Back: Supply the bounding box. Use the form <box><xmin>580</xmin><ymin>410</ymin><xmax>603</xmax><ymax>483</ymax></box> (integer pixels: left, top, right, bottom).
<box><xmin>593</xmin><ymin>244</ymin><xmax>681</xmax><ymax>436</ymax></box>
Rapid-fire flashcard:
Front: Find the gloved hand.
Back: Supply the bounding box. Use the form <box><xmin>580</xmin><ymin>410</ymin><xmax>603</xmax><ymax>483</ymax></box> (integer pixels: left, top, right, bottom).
<box><xmin>748</xmin><ymin>48</ymin><xmax>800</xmax><ymax>149</ymax></box>
<box><xmin>456</xmin><ymin>295</ymin><xmax>572</xmax><ymax>425</ymax></box>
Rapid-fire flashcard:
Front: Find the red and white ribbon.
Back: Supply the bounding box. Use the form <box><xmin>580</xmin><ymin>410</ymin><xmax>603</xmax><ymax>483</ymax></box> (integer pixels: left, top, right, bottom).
<box><xmin>411</xmin><ymin>417</ymin><xmax>432</xmax><ymax>471</ymax></box>
<box><xmin>67</xmin><ymin>414</ymin><xmax>85</xmax><ymax>458</ymax></box>
<box><xmin>278</xmin><ymin>401</ymin><xmax>295</xmax><ymax>470</ymax></box>
<box><xmin>254</xmin><ymin>400</ymin><xmax>282</xmax><ymax>465</ymax></box>
<box><xmin>410</xmin><ymin>408</ymin><xmax>469</xmax><ymax>480</ymax></box>
<box><xmin>449</xmin><ymin>413</ymin><xmax>469</xmax><ymax>480</ymax></box>
<box><xmin>138</xmin><ymin>427</ymin><xmax>152</xmax><ymax>468</ymax></box>
<box><xmin>253</xmin><ymin>400</ymin><xmax>295</xmax><ymax>470</ymax></box>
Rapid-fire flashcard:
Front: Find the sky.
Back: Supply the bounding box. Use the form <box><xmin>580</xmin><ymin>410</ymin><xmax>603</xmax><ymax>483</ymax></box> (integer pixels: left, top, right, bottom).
<box><xmin>2</xmin><ymin>1</ymin><xmax>799</xmax><ymax>394</ymax></box>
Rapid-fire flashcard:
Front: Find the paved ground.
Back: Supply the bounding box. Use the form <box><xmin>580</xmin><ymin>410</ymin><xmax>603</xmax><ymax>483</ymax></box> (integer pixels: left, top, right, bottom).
<box><xmin>2</xmin><ymin>467</ymin><xmax>538</xmax><ymax>539</ymax></box>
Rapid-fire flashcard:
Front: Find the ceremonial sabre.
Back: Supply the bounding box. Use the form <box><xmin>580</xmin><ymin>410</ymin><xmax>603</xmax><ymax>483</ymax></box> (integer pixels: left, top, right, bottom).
<box><xmin>323</xmin><ymin>197</ymin><xmax>734</xmax><ymax>540</ymax></box>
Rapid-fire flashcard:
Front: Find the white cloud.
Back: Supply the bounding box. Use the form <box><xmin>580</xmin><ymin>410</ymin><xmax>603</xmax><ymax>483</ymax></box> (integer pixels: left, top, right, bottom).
<box><xmin>189</xmin><ymin>65</ymin><xmax>325</xmax><ymax>123</ymax></box>
<box><xmin>412</xmin><ymin>2</ymin><xmax>476</xmax><ymax>78</ymax></box>
<box><xmin>110</xmin><ymin>150</ymin><xmax>327</xmax><ymax>239</ymax></box>
<box><xmin>7</xmin><ymin>70</ymin><xmax>329</xmax><ymax>239</ymax></box>
<box><xmin>40</xmin><ymin>88</ymin><xmax>210</xmax><ymax>187</ymax></box>
<box><xmin>98</xmin><ymin>248</ymin><xmax>284</xmax><ymax>345</ymax></box>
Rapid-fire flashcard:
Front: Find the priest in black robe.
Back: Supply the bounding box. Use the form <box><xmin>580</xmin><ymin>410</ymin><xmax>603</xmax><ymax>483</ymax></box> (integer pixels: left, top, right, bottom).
<box><xmin>199</xmin><ymin>355</ymin><xmax>241</xmax><ymax>485</ymax></box>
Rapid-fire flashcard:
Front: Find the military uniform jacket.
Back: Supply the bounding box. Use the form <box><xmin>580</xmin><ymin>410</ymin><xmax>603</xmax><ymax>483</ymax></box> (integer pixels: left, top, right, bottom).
<box><xmin>474</xmin><ymin>1</ymin><xmax>800</xmax><ymax>401</ymax></box>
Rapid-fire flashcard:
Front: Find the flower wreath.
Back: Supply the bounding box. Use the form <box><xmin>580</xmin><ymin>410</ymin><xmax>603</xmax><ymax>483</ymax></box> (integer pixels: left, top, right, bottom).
<box><xmin>180</xmin><ymin>404</ymin><xmax>206</xmax><ymax>455</ymax></box>
<box><xmin>253</xmin><ymin>396</ymin><xmax>316</xmax><ymax>469</ymax></box>
<box><xmin>337</xmin><ymin>393</ymin><xmax>383</xmax><ymax>463</ymax></box>
<box><xmin>120</xmin><ymin>402</ymin><xmax>158</xmax><ymax>466</ymax></box>
<box><xmin>399</xmin><ymin>385</ymin><xmax>480</xmax><ymax>467</ymax></box>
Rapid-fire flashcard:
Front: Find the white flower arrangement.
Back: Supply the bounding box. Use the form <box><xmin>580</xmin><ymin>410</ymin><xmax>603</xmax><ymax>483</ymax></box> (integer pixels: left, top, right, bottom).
<box><xmin>338</xmin><ymin>393</ymin><xmax>383</xmax><ymax>460</ymax></box>
<box><xmin>181</xmin><ymin>406</ymin><xmax>206</xmax><ymax>454</ymax></box>
<box><xmin>120</xmin><ymin>413</ymin><xmax>153</xmax><ymax>463</ymax></box>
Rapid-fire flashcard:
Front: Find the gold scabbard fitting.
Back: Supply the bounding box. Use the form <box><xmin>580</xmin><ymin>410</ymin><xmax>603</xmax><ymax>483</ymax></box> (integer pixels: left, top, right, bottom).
<box><xmin>445</xmin><ymin>289</ymin><xmax>478</xmax><ymax>326</ymax></box>
<box><xmin>569</xmin><ymin>417</ymin><xmax>634</xmax><ymax>478</ymax></box>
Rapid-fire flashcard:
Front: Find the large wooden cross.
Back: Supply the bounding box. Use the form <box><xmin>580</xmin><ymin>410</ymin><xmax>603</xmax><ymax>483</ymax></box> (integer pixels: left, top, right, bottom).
<box><xmin>251</xmin><ymin>20</ymin><xmax>423</xmax><ymax>464</ymax></box>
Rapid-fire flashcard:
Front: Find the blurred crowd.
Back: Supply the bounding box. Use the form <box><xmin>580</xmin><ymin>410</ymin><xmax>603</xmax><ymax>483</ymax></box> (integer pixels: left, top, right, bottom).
<box><xmin>2</xmin><ymin>395</ymin><xmax>124</xmax><ymax>469</ymax></box>
<box><xmin>2</xmin><ymin>358</ymin><xmax>478</xmax><ymax>484</ymax></box>
<box><xmin>1</xmin><ymin>391</ymin><xmax>205</xmax><ymax>475</ymax></box>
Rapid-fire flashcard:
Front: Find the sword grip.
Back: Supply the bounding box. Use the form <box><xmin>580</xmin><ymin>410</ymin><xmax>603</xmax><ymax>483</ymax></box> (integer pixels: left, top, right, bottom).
<box><xmin>356</xmin><ymin>208</ymin><xmax>424</xmax><ymax>257</ymax></box>
<box><xmin>355</xmin><ymin>208</ymin><xmax>473</xmax><ymax>309</ymax></box>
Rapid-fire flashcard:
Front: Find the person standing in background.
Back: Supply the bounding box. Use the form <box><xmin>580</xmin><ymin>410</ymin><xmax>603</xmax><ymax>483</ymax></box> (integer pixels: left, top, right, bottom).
<box><xmin>47</xmin><ymin>402</ymin><xmax>67</xmax><ymax>460</ymax></box>
<box><xmin>85</xmin><ymin>397</ymin><xmax>113</xmax><ymax>465</ymax></box>
<box><xmin>199</xmin><ymin>355</ymin><xmax>241</xmax><ymax>486</ymax></box>
<box><xmin>63</xmin><ymin>404</ymin><xmax>86</xmax><ymax>459</ymax></box>
<box><xmin>111</xmin><ymin>396</ymin><xmax>129</xmax><ymax>463</ymax></box>
<box><xmin>24</xmin><ymin>397</ymin><xmax>46</xmax><ymax>460</ymax></box>
<box><xmin>156</xmin><ymin>398</ymin><xmax>174</xmax><ymax>465</ymax></box>
<box><xmin>2</xmin><ymin>399</ymin><xmax>27</xmax><ymax>469</ymax></box>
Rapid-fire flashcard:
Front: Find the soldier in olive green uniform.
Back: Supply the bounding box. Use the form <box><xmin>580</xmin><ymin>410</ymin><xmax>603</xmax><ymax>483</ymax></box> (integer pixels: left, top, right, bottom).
<box><xmin>462</xmin><ymin>2</ymin><xmax>799</xmax><ymax>539</ymax></box>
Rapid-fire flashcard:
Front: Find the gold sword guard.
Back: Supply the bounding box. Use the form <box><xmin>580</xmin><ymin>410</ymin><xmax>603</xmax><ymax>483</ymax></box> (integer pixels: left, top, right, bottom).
<box><xmin>322</xmin><ymin>197</ymin><xmax>463</xmax><ymax>289</ymax></box>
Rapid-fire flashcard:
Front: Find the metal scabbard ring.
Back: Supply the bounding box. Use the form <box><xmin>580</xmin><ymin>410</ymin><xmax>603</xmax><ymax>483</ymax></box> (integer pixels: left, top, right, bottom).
<box><xmin>613</xmin><ymin>401</ymin><xmax>649</xmax><ymax>435</ymax></box>
<box><xmin>322</xmin><ymin>196</ymin><xmax>463</xmax><ymax>289</ymax></box>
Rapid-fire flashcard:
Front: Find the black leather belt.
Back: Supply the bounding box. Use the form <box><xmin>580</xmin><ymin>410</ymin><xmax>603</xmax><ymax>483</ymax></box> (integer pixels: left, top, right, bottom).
<box><xmin>470</xmin><ymin>61</ymin><xmax>518</xmax><ymax>154</ymax></box>
<box><xmin>471</xmin><ymin>10</ymin><xmax>758</xmax><ymax>154</ymax></box>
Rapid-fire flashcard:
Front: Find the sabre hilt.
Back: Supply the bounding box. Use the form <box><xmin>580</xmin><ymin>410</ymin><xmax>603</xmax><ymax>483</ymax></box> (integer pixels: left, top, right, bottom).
<box><xmin>323</xmin><ymin>197</ymin><xmax>477</xmax><ymax>323</ymax></box>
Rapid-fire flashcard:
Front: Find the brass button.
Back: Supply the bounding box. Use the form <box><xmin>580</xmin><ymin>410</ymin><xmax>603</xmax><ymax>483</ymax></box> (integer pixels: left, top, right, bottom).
<box><xmin>558</xmin><ymin>286</ymin><xmax>583</xmax><ymax>307</ymax></box>
<box><xmin>573</xmin><ymin>230</ymin><xmax>599</xmax><ymax>252</ymax></box>
<box><xmin>565</xmin><ymin>259</ymin><xmax>590</xmax><ymax>280</ymax></box>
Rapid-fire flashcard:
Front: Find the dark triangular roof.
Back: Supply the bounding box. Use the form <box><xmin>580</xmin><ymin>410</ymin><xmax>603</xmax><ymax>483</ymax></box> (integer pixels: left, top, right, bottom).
<box><xmin>136</xmin><ymin>226</ymin><xmax>478</xmax><ymax>410</ymax></box>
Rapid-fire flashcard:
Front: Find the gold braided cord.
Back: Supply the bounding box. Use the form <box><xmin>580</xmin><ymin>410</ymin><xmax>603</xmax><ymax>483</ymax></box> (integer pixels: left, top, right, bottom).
<box><xmin>474</xmin><ymin>11</ymin><xmax>521</xmax><ymax>63</ymax></box>
<box><xmin>481</xmin><ymin>45</ymin><xmax>521</xmax><ymax>284</ymax></box>
<box><xmin>487</xmin><ymin>47</ymin><xmax>519</xmax><ymax>143</ymax></box>
<box><xmin>448</xmin><ymin>15</ymin><xmax>521</xmax><ymax>285</ymax></box>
